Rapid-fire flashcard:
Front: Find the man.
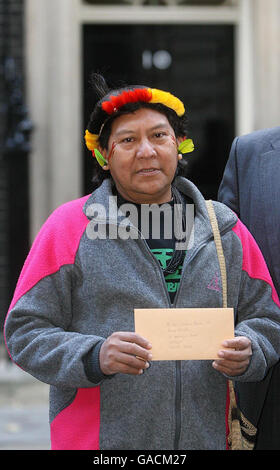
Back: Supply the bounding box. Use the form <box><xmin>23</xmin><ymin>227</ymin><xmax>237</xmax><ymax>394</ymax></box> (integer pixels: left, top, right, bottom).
<box><xmin>4</xmin><ymin>76</ymin><xmax>280</xmax><ymax>450</ymax></box>
<box><xmin>218</xmin><ymin>126</ymin><xmax>280</xmax><ymax>450</ymax></box>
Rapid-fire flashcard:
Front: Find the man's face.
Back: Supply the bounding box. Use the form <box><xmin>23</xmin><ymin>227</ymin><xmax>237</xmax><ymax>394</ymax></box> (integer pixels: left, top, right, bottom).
<box><xmin>102</xmin><ymin>108</ymin><xmax>180</xmax><ymax>204</ymax></box>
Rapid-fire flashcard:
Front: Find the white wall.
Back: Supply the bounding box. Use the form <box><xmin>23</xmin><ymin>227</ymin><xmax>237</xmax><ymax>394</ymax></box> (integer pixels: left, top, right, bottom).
<box><xmin>253</xmin><ymin>0</ymin><xmax>280</xmax><ymax>130</ymax></box>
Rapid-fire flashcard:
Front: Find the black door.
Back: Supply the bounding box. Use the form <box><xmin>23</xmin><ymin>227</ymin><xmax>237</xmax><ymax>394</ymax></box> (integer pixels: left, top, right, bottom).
<box><xmin>83</xmin><ymin>23</ymin><xmax>235</xmax><ymax>199</ymax></box>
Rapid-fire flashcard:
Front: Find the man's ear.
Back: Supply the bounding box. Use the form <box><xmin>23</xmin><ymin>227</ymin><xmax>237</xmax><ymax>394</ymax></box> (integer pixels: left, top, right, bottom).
<box><xmin>98</xmin><ymin>146</ymin><xmax>109</xmax><ymax>170</ymax></box>
<box><xmin>176</xmin><ymin>136</ymin><xmax>185</xmax><ymax>160</ymax></box>
<box><xmin>176</xmin><ymin>136</ymin><xmax>186</xmax><ymax>147</ymax></box>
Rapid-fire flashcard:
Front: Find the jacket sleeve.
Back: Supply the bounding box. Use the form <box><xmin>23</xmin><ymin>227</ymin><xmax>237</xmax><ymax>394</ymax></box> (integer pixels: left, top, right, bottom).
<box><xmin>229</xmin><ymin>219</ymin><xmax>280</xmax><ymax>382</ymax></box>
<box><xmin>218</xmin><ymin>137</ymin><xmax>240</xmax><ymax>216</ymax></box>
<box><xmin>4</xmin><ymin>198</ymin><xmax>107</xmax><ymax>389</ymax></box>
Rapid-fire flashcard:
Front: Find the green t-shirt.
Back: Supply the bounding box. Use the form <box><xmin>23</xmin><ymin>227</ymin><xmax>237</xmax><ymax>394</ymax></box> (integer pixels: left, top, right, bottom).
<box><xmin>116</xmin><ymin>190</ymin><xmax>190</xmax><ymax>304</ymax></box>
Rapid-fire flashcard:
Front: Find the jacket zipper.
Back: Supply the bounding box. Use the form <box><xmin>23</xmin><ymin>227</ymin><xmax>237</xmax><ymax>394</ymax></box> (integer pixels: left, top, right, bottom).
<box><xmin>174</xmin><ymin>360</ymin><xmax>182</xmax><ymax>449</ymax></box>
<box><xmin>137</xmin><ymin>237</ymin><xmax>183</xmax><ymax>450</ymax></box>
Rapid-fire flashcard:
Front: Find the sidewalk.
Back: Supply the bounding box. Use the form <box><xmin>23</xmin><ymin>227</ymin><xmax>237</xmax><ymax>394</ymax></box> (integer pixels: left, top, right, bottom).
<box><xmin>0</xmin><ymin>344</ymin><xmax>51</xmax><ymax>450</ymax></box>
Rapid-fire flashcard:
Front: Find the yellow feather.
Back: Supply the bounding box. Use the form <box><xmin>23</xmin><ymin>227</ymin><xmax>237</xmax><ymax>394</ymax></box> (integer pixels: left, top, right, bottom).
<box><xmin>84</xmin><ymin>130</ymin><xmax>99</xmax><ymax>151</ymax></box>
<box><xmin>150</xmin><ymin>89</ymin><xmax>185</xmax><ymax>117</ymax></box>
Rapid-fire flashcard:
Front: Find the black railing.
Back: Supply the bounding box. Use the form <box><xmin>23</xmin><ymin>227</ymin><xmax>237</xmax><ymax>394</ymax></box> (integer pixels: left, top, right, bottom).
<box><xmin>0</xmin><ymin>0</ymin><xmax>33</xmax><ymax>335</ymax></box>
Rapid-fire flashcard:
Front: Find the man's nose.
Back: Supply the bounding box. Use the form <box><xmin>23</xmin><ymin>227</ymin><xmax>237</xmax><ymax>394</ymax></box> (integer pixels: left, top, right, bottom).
<box><xmin>136</xmin><ymin>138</ymin><xmax>156</xmax><ymax>158</ymax></box>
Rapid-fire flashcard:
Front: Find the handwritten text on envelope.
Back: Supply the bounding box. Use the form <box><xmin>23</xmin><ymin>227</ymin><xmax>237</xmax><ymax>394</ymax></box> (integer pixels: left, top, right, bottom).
<box><xmin>134</xmin><ymin>308</ymin><xmax>234</xmax><ymax>360</ymax></box>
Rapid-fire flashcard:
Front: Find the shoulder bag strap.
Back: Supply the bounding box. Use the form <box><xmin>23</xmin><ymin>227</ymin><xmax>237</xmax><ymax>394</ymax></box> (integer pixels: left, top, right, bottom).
<box><xmin>205</xmin><ymin>200</ymin><xmax>244</xmax><ymax>450</ymax></box>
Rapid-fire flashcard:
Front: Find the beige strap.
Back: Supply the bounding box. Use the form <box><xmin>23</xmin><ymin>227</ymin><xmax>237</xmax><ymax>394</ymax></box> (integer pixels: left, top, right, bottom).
<box><xmin>205</xmin><ymin>200</ymin><xmax>257</xmax><ymax>450</ymax></box>
<box><xmin>205</xmin><ymin>200</ymin><xmax>239</xmax><ymax>443</ymax></box>
<box><xmin>205</xmin><ymin>200</ymin><xmax>228</xmax><ymax>309</ymax></box>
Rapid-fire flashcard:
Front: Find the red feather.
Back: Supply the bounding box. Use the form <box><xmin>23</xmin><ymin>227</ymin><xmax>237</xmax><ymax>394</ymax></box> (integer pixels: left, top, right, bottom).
<box><xmin>102</xmin><ymin>88</ymin><xmax>152</xmax><ymax>114</ymax></box>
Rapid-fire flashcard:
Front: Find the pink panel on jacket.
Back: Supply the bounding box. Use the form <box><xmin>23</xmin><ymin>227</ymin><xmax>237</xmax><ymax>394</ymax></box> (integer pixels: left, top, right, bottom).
<box><xmin>232</xmin><ymin>219</ymin><xmax>280</xmax><ymax>307</ymax></box>
<box><xmin>4</xmin><ymin>195</ymin><xmax>90</xmax><ymax>356</ymax></box>
<box><xmin>51</xmin><ymin>388</ymin><xmax>100</xmax><ymax>450</ymax></box>
<box><xmin>6</xmin><ymin>195</ymin><xmax>90</xmax><ymax>313</ymax></box>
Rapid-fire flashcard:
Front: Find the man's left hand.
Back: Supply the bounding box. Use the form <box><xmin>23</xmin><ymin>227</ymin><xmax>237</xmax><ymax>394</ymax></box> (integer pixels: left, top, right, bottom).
<box><xmin>212</xmin><ymin>336</ymin><xmax>252</xmax><ymax>376</ymax></box>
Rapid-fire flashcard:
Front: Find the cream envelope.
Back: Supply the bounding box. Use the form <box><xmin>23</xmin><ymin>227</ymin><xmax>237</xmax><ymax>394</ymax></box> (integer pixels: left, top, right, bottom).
<box><xmin>134</xmin><ymin>308</ymin><xmax>234</xmax><ymax>360</ymax></box>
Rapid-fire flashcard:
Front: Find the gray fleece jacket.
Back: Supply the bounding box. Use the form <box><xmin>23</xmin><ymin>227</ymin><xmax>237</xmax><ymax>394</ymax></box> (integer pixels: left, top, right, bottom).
<box><xmin>4</xmin><ymin>176</ymin><xmax>280</xmax><ymax>450</ymax></box>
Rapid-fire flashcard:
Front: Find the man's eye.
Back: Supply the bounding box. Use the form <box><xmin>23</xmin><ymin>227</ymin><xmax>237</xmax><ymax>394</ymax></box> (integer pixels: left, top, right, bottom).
<box><xmin>122</xmin><ymin>137</ymin><xmax>134</xmax><ymax>143</ymax></box>
<box><xmin>154</xmin><ymin>132</ymin><xmax>167</xmax><ymax>138</ymax></box>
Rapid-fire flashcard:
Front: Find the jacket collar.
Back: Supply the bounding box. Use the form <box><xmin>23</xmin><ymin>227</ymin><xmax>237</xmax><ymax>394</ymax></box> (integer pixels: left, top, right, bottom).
<box><xmin>83</xmin><ymin>176</ymin><xmax>237</xmax><ymax>247</ymax></box>
<box><xmin>174</xmin><ymin>176</ymin><xmax>237</xmax><ymax>247</ymax></box>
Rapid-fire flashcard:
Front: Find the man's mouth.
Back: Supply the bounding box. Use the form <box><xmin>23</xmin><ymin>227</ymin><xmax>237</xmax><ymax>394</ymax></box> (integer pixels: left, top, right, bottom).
<box><xmin>137</xmin><ymin>168</ymin><xmax>160</xmax><ymax>174</ymax></box>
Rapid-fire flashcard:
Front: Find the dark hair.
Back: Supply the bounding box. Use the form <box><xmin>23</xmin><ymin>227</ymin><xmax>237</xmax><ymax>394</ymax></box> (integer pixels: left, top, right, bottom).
<box><xmin>86</xmin><ymin>73</ymin><xmax>190</xmax><ymax>190</ymax></box>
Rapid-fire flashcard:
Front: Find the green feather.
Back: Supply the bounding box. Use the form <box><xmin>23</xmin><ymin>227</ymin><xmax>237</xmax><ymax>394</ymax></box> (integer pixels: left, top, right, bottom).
<box><xmin>178</xmin><ymin>139</ymin><xmax>194</xmax><ymax>154</ymax></box>
<box><xmin>94</xmin><ymin>148</ymin><xmax>108</xmax><ymax>167</ymax></box>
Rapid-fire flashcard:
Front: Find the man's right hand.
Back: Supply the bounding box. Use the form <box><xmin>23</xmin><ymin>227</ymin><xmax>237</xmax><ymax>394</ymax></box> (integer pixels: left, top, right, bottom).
<box><xmin>99</xmin><ymin>332</ymin><xmax>153</xmax><ymax>376</ymax></box>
